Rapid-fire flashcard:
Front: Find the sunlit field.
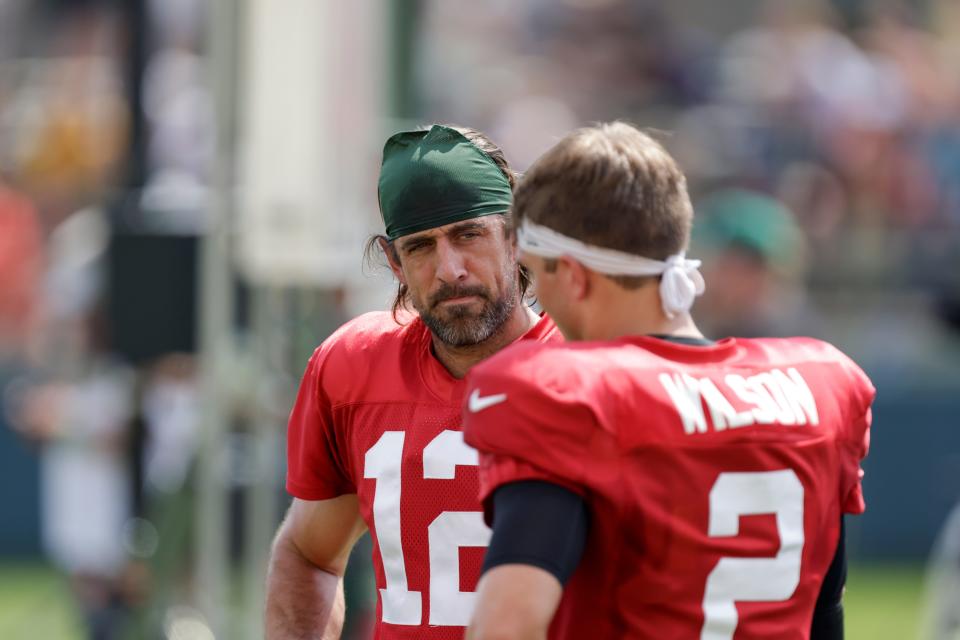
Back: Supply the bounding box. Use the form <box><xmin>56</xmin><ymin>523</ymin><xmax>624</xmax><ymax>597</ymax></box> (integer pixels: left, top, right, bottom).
<box><xmin>0</xmin><ymin>563</ymin><xmax>81</xmax><ymax>640</ymax></box>
<box><xmin>846</xmin><ymin>564</ymin><xmax>927</xmax><ymax>640</ymax></box>
<box><xmin>0</xmin><ymin>561</ymin><xmax>927</xmax><ymax>640</ymax></box>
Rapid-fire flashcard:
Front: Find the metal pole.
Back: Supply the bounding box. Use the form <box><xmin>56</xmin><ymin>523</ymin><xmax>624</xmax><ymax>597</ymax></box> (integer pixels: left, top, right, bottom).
<box><xmin>122</xmin><ymin>0</ymin><xmax>148</xmax><ymax>193</ymax></box>
<box><xmin>196</xmin><ymin>0</ymin><xmax>239</xmax><ymax>635</ymax></box>
<box><xmin>243</xmin><ymin>284</ymin><xmax>286</xmax><ymax>639</ymax></box>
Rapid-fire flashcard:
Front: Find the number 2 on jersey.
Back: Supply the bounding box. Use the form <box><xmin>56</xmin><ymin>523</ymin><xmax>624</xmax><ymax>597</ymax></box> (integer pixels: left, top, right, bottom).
<box><xmin>701</xmin><ymin>469</ymin><xmax>805</xmax><ymax>640</ymax></box>
<box><xmin>364</xmin><ymin>430</ymin><xmax>491</xmax><ymax>626</ymax></box>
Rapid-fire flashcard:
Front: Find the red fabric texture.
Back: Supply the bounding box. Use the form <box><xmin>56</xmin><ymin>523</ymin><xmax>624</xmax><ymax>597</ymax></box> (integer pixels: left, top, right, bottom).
<box><xmin>463</xmin><ymin>335</ymin><xmax>874</xmax><ymax>640</ymax></box>
<box><xmin>286</xmin><ymin>311</ymin><xmax>561</xmax><ymax>638</ymax></box>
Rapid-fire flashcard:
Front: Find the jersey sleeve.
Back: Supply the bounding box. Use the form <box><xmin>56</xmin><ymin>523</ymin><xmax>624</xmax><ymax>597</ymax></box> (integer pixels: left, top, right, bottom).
<box><xmin>285</xmin><ymin>347</ymin><xmax>355</xmax><ymax>500</ymax></box>
<box><xmin>834</xmin><ymin>351</ymin><xmax>876</xmax><ymax>515</ymax></box>
<box><xmin>463</xmin><ymin>349</ymin><xmax>607</xmax><ymax>521</ymax></box>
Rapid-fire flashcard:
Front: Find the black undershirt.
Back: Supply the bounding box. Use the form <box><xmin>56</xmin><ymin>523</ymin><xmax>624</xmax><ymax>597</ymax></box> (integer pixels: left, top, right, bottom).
<box><xmin>482</xmin><ymin>480</ymin><xmax>589</xmax><ymax>585</ymax></box>
<box><xmin>481</xmin><ymin>334</ymin><xmax>846</xmax><ymax>640</ymax></box>
<box><xmin>647</xmin><ymin>333</ymin><xmax>717</xmax><ymax>346</ymax></box>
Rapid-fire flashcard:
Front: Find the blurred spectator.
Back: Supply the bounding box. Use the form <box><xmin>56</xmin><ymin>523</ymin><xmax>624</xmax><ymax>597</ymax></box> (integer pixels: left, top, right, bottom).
<box><xmin>0</xmin><ymin>181</ymin><xmax>43</xmax><ymax>359</ymax></box>
<box><xmin>419</xmin><ymin>0</ymin><xmax>960</xmax><ymax>305</ymax></box>
<box><xmin>0</xmin><ymin>178</ymin><xmax>46</xmax><ymax>586</ymax></box>
<box><xmin>141</xmin><ymin>353</ymin><xmax>198</xmax><ymax>495</ymax></box>
<box><xmin>13</xmin><ymin>355</ymin><xmax>135</xmax><ymax>640</ymax></box>
<box><xmin>0</xmin><ymin>178</ymin><xmax>45</xmax><ymax>559</ymax></box>
<box><xmin>7</xmin><ymin>206</ymin><xmax>136</xmax><ymax>640</ymax></box>
<box><xmin>14</xmin><ymin>55</ymin><xmax>127</xmax><ymax>226</ymax></box>
<box><xmin>0</xmin><ymin>0</ymin><xmax>955</xmax><ymax>635</ymax></box>
<box><xmin>491</xmin><ymin>93</ymin><xmax>578</xmax><ymax>171</ymax></box>
<box><xmin>692</xmin><ymin>188</ymin><xmax>815</xmax><ymax>338</ymax></box>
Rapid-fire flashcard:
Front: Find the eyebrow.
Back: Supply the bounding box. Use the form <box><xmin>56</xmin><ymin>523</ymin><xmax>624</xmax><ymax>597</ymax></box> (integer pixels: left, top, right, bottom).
<box><xmin>397</xmin><ymin>221</ymin><xmax>490</xmax><ymax>252</ymax></box>
<box><xmin>445</xmin><ymin>221</ymin><xmax>487</xmax><ymax>237</ymax></box>
<box><xmin>397</xmin><ymin>232</ymin><xmax>435</xmax><ymax>253</ymax></box>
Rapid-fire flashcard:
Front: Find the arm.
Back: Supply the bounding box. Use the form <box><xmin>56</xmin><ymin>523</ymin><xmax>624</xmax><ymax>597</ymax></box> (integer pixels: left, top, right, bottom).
<box><xmin>265</xmin><ymin>495</ymin><xmax>367</xmax><ymax>640</ymax></box>
<box><xmin>467</xmin><ymin>565</ymin><xmax>563</xmax><ymax>640</ymax></box>
<box><xmin>467</xmin><ymin>481</ymin><xmax>589</xmax><ymax>640</ymax></box>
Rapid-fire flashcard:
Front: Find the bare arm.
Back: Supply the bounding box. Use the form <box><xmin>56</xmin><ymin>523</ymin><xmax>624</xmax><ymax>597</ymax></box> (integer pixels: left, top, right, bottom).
<box><xmin>265</xmin><ymin>495</ymin><xmax>367</xmax><ymax>640</ymax></box>
<box><xmin>466</xmin><ymin>565</ymin><xmax>563</xmax><ymax>640</ymax></box>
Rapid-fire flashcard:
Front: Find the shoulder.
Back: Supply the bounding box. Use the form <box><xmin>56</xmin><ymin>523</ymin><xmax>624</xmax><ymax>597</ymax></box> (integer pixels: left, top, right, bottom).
<box><xmin>464</xmin><ymin>342</ymin><xmax>622</xmax><ymax>490</ymax></box>
<box><xmin>737</xmin><ymin>335</ymin><xmax>848</xmax><ymax>363</ymax></box>
<box><xmin>313</xmin><ymin>311</ymin><xmax>419</xmax><ymax>362</ymax></box>
<box><xmin>466</xmin><ymin>341</ymin><xmax>628</xmax><ymax>441</ymax></box>
<box><xmin>471</xmin><ymin>340</ymin><xmax>608</xmax><ymax>394</ymax></box>
<box><xmin>304</xmin><ymin>311</ymin><xmax>424</xmax><ymax>399</ymax></box>
<box><xmin>742</xmin><ymin>336</ymin><xmax>876</xmax><ymax>408</ymax></box>
<box><xmin>744</xmin><ymin>336</ymin><xmax>871</xmax><ymax>379</ymax></box>
<box><xmin>472</xmin><ymin>337</ymin><xmax>660</xmax><ymax>394</ymax></box>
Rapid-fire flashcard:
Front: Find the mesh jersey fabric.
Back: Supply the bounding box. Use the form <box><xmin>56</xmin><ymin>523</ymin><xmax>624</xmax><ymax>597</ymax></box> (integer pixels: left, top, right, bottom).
<box><xmin>463</xmin><ymin>334</ymin><xmax>874</xmax><ymax>640</ymax></box>
<box><xmin>286</xmin><ymin>310</ymin><xmax>561</xmax><ymax>638</ymax></box>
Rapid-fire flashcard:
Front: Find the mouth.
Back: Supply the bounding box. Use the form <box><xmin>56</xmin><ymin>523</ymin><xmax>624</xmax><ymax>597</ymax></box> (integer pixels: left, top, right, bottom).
<box><xmin>436</xmin><ymin>295</ymin><xmax>481</xmax><ymax>306</ymax></box>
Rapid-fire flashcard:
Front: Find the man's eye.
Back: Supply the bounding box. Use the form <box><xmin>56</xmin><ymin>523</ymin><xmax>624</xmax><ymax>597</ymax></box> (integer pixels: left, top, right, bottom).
<box><xmin>460</xmin><ymin>231</ymin><xmax>480</xmax><ymax>240</ymax></box>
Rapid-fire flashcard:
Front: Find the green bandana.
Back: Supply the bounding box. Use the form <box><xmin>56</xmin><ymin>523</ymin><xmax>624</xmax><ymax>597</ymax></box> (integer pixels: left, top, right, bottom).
<box><xmin>378</xmin><ymin>125</ymin><xmax>513</xmax><ymax>240</ymax></box>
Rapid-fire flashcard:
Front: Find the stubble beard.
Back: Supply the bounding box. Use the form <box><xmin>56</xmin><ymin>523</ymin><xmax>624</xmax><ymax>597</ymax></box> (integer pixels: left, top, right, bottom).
<box><xmin>415</xmin><ymin>278</ymin><xmax>519</xmax><ymax>348</ymax></box>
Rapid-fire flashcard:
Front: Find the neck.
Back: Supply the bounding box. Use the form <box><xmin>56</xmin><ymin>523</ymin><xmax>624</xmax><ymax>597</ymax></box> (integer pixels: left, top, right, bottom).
<box><xmin>578</xmin><ymin>282</ymin><xmax>704</xmax><ymax>342</ymax></box>
<box><xmin>431</xmin><ymin>304</ymin><xmax>540</xmax><ymax>379</ymax></box>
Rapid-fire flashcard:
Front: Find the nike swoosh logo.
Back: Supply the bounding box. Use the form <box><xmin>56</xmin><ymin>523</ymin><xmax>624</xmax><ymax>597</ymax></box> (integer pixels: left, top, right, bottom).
<box><xmin>468</xmin><ymin>389</ymin><xmax>508</xmax><ymax>412</ymax></box>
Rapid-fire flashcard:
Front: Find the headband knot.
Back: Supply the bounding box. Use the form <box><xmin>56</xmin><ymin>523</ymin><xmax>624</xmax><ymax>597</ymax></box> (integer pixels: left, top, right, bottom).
<box><xmin>660</xmin><ymin>252</ymin><xmax>706</xmax><ymax>318</ymax></box>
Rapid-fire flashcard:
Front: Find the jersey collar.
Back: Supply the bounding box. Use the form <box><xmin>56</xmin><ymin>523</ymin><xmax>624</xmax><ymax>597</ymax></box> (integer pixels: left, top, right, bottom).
<box><xmin>416</xmin><ymin>311</ymin><xmax>558</xmax><ymax>405</ymax></box>
<box><xmin>623</xmin><ymin>334</ymin><xmax>742</xmax><ymax>363</ymax></box>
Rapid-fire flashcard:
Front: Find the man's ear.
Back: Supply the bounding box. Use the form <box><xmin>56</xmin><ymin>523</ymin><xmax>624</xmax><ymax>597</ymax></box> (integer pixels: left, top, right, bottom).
<box><xmin>379</xmin><ymin>237</ymin><xmax>407</xmax><ymax>285</ymax></box>
<box><xmin>558</xmin><ymin>256</ymin><xmax>590</xmax><ymax>301</ymax></box>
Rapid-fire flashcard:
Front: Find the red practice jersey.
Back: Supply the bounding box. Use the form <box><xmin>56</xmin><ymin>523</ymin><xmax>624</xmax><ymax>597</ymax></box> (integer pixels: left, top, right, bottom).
<box><xmin>463</xmin><ymin>335</ymin><xmax>874</xmax><ymax>640</ymax></box>
<box><xmin>287</xmin><ymin>311</ymin><xmax>560</xmax><ymax>639</ymax></box>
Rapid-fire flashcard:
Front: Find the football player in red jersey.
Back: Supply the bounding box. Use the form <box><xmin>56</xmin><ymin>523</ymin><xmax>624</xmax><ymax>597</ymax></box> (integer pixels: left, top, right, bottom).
<box><xmin>463</xmin><ymin>122</ymin><xmax>874</xmax><ymax>640</ymax></box>
<box><xmin>264</xmin><ymin>124</ymin><xmax>561</xmax><ymax>640</ymax></box>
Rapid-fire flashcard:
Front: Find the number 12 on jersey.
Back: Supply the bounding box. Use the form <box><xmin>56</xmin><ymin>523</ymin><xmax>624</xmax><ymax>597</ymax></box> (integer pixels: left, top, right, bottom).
<box><xmin>364</xmin><ymin>430</ymin><xmax>491</xmax><ymax>626</ymax></box>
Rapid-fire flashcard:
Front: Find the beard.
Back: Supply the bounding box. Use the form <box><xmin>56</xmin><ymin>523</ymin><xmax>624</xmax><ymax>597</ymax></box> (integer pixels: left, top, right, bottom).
<box><xmin>414</xmin><ymin>279</ymin><xmax>518</xmax><ymax>348</ymax></box>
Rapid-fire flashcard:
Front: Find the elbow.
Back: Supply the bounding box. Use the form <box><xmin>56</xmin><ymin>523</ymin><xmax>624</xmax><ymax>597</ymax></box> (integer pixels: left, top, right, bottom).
<box><xmin>267</xmin><ymin>523</ymin><xmax>301</xmax><ymax>568</ymax></box>
<box><xmin>267</xmin><ymin>523</ymin><xmax>322</xmax><ymax>577</ymax></box>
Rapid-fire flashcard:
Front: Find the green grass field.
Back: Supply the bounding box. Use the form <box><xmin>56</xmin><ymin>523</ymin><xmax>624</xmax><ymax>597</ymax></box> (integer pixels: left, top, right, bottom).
<box><xmin>846</xmin><ymin>564</ymin><xmax>928</xmax><ymax>640</ymax></box>
<box><xmin>0</xmin><ymin>563</ymin><xmax>82</xmax><ymax>640</ymax></box>
<box><xmin>0</xmin><ymin>561</ymin><xmax>928</xmax><ymax>639</ymax></box>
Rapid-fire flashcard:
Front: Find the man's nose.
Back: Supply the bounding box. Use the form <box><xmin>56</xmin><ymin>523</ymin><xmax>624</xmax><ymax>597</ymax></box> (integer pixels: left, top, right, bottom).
<box><xmin>435</xmin><ymin>240</ymin><xmax>469</xmax><ymax>283</ymax></box>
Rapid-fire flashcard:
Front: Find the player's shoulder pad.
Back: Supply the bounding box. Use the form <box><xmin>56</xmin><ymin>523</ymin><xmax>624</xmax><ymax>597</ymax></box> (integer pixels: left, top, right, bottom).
<box><xmin>464</xmin><ymin>341</ymin><xmax>624</xmax><ymax>494</ymax></box>
<box><xmin>313</xmin><ymin>309</ymin><xmax>413</xmax><ymax>356</ymax></box>
<box><xmin>469</xmin><ymin>339</ymin><xmax>597</xmax><ymax>396</ymax></box>
<box><xmin>750</xmin><ymin>336</ymin><xmax>876</xmax><ymax>411</ymax></box>
<box><xmin>465</xmin><ymin>341</ymin><xmax>611</xmax><ymax>443</ymax></box>
<box><xmin>306</xmin><ymin>310</ymin><xmax>418</xmax><ymax>398</ymax></box>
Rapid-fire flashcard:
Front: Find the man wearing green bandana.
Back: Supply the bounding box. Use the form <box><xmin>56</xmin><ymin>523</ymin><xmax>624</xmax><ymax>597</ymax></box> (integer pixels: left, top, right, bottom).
<box><xmin>265</xmin><ymin>125</ymin><xmax>561</xmax><ymax>639</ymax></box>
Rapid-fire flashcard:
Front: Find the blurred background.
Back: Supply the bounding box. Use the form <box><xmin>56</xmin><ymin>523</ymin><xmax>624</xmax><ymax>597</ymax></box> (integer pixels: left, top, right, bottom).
<box><xmin>0</xmin><ymin>0</ymin><xmax>958</xmax><ymax>638</ymax></box>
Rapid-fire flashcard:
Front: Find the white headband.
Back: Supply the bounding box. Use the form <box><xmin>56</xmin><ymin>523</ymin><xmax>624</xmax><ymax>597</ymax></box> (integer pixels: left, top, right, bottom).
<box><xmin>517</xmin><ymin>219</ymin><xmax>705</xmax><ymax>318</ymax></box>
